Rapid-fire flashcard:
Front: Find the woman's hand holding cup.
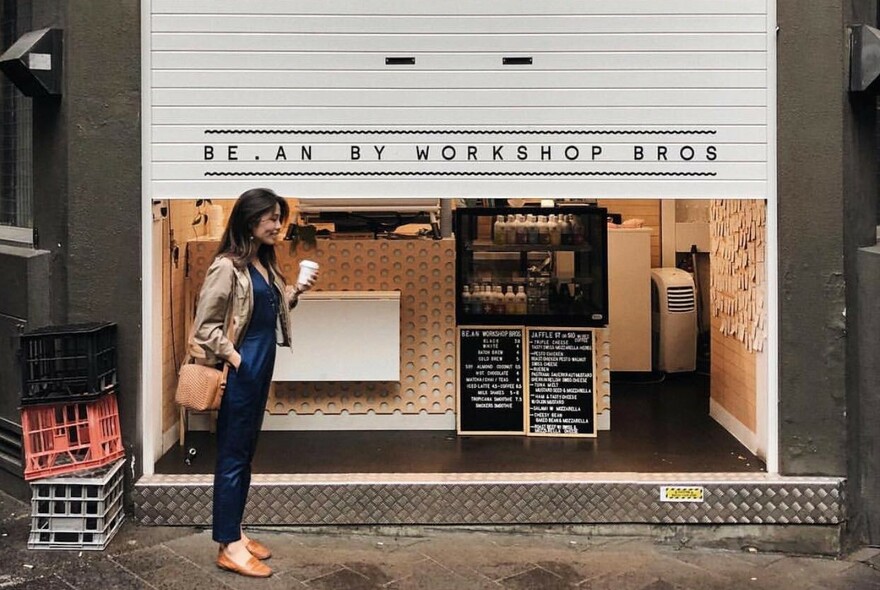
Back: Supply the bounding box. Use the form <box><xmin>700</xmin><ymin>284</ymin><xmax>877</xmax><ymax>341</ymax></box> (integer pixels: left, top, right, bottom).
<box><xmin>294</xmin><ymin>260</ymin><xmax>319</xmax><ymax>294</ymax></box>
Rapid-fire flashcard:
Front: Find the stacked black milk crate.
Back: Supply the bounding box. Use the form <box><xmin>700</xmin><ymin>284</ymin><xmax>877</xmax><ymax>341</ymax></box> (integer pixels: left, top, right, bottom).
<box><xmin>18</xmin><ymin>323</ymin><xmax>126</xmax><ymax>550</ymax></box>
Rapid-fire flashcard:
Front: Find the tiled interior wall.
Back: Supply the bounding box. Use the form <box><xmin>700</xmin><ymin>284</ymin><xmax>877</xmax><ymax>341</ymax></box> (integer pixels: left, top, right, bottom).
<box><xmin>184</xmin><ymin>238</ymin><xmax>458</xmax><ymax>416</ymax></box>
<box><xmin>708</xmin><ymin>200</ymin><xmax>766</xmax><ymax>433</ymax></box>
<box><xmin>594</xmin><ymin>329</ymin><xmax>611</xmax><ymax>428</ymax></box>
<box><xmin>597</xmin><ymin>199</ymin><xmax>662</xmax><ymax>267</ymax></box>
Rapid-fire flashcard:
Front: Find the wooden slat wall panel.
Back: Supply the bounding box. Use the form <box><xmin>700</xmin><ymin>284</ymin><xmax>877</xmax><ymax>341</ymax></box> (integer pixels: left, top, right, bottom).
<box><xmin>708</xmin><ymin>199</ymin><xmax>766</xmax><ymax>433</ymax></box>
<box><xmin>160</xmin><ymin>200</ymin><xmax>214</xmax><ymax>433</ymax></box>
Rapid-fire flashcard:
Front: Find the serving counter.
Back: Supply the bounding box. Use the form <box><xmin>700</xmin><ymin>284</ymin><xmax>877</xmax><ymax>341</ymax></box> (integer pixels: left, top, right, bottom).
<box><xmin>179</xmin><ymin>235</ymin><xmax>610</xmax><ymax>433</ymax></box>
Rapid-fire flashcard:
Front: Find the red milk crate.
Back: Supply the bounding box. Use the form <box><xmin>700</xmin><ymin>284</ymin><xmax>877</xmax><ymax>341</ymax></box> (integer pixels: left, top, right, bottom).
<box><xmin>21</xmin><ymin>393</ymin><xmax>125</xmax><ymax>481</ymax></box>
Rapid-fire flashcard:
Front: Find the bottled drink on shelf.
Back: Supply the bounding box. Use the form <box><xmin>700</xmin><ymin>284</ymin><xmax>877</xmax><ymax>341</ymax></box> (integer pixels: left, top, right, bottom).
<box><xmin>549</xmin><ymin>214</ymin><xmax>562</xmax><ymax>246</ymax></box>
<box><xmin>461</xmin><ymin>285</ymin><xmax>472</xmax><ymax>314</ymax></box>
<box><xmin>493</xmin><ymin>215</ymin><xmax>506</xmax><ymax>245</ymax></box>
<box><xmin>485</xmin><ymin>286</ymin><xmax>495</xmax><ymax>313</ymax></box>
<box><xmin>571</xmin><ymin>215</ymin><xmax>585</xmax><ymax>245</ymax></box>
<box><xmin>504</xmin><ymin>214</ymin><xmax>517</xmax><ymax>244</ymax></box>
<box><xmin>538</xmin><ymin>215</ymin><xmax>551</xmax><ymax>245</ymax></box>
<box><xmin>479</xmin><ymin>285</ymin><xmax>492</xmax><ymax>314</ymax></box>
<box><xmin>560</xmin><ymin>214</ymin><xmax>573</xmax><ymax>245</ymax></box>
<box><xmin>515</xmin><ymin>286</ymin><xmax>527</xmax><ymax>314</ymax></box>
<box><xmin>515</xmin><ymin>214</ymin><xmax>528</xmax><ymax>244</ymax></box>
<box><xmin>526</xmin><ymin>214</ymin><xmax>539</xmax><ymax>244</ymax></box>
<box><xmin>471</xmin><ymin>285</ymin><xmax>484</xmax><ymax>314</ymax></box>
<box><xmin>504</xmin><ymin>285</ymin><xmax>517</xmax><ymax>314</ymax></box>
<box><xmin>526</xmin><ymin>277</ymin><xmax>538</xmax><ymax>313</ymax></box>
<box><xmin>492</xmin><ymin>286</ymin><xmax>504</xmax><ymax>314</ymax></box>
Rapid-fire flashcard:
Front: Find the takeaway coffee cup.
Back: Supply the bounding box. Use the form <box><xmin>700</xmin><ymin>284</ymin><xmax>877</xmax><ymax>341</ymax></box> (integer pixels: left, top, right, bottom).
<box><xmin>297</xmin><ymin>260</ymin><xmax>319</xmax><ymax>286</ymax></box>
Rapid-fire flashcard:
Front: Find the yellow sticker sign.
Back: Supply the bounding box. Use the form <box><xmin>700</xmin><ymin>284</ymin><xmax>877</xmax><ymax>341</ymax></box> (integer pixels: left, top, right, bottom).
<box><xmin>659</xmin><ymin>486</ymin><xmax>705</xmax><ymax>503</ymax></box>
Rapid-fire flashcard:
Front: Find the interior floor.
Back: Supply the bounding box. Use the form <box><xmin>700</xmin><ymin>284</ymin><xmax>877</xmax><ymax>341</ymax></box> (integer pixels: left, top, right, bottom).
<box><xmin>156</xmin><ymin>372</ymin><xmax>765</xmax><ymax>475</ymax></box>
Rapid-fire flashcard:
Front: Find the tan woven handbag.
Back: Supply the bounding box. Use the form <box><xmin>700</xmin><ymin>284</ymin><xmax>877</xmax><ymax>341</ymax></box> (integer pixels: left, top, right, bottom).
<box><xmin>175</xmin><ymin>361</ymin><xmax>229</xmax><ymax>411</ymax></box>
<box><xmin>175</xmin><ymin>314</ymin><xmax>235</xmax><ymax>412</ymax></box>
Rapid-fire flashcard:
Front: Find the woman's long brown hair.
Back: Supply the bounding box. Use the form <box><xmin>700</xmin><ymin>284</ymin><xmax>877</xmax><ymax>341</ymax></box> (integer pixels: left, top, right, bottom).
<box><xmin>215</xmin><ymin>188</ymin><xmax>290</xmax><ymax>284</ymax></box>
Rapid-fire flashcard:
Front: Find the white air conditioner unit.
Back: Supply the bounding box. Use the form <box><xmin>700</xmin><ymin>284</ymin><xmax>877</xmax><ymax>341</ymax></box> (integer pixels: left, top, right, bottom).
<box><xmin>650</xmin><ymin>268</ymin><xmax>697</xmax><ymax>373</ymax></box>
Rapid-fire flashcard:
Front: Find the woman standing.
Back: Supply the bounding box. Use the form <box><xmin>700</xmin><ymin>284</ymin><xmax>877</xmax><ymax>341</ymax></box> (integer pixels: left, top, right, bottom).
<box><xmin>189</xmin><ymin>188</ymin><xmax>317</xmax><ymax>578</ymax></box>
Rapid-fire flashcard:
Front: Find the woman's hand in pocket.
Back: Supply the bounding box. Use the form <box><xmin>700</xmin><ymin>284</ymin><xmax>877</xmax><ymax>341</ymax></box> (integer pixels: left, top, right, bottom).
<box><xmin>235</xmin><ymin>357</ymin><xmax>249</xmax><ymax>380</ymax></box>
<box><xmin>229</xmin><ymin>351</ymin><xmax>249</xmax><ymax>380</ymax></box>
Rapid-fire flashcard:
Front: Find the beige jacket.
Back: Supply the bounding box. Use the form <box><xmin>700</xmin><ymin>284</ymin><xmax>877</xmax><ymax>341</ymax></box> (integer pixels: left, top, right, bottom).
<box><xmin>189</xmin><ymin>256</ymin><xmax>299</xmax><ymax>365</ymax></box>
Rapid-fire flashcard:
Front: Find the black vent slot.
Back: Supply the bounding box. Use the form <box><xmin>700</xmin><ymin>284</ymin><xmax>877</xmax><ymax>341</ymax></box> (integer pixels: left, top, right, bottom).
<box><xmin>385</xmin><ymin>57</ymin><xmax>416</xmax><ymax>66</ymax></box>
<box><xmin>503</xmin><ymin>57</ymin><xmax>533</xmax><ymax>65</ymax></box>
<box><xmin>666</xmin><ymin>286</ymin><xmax>696</xmax><ymax>313</ymax></box>
<box><xmin>0</xmin><ymin>417</ymin><xmax>22</xmax><ymax>476</ymax></box>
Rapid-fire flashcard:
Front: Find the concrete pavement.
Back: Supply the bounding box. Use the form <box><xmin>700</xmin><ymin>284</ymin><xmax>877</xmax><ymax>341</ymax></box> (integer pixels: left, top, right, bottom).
<box><xmin>1</xmin><ymin>490</ymin><xmax>879</xmax><ymax>590</ymax></box>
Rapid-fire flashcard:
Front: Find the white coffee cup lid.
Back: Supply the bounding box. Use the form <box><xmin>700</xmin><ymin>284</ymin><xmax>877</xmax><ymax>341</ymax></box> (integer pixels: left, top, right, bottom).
<box><xmin>300</xmin><ymin>260</ymin><xmax>319</xmax><ymax>269</ymax></box>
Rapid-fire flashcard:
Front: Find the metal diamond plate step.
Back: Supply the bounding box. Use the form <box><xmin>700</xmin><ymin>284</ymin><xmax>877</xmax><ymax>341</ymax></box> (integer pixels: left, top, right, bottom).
<box><xmin>134</xmin><ymin>472</ymin><xmax>845</xmax><ymax>526</ymax></box>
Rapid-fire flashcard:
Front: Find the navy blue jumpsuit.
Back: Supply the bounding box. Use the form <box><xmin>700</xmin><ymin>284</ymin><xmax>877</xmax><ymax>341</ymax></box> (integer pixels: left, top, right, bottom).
<box><xmin>212</xmin><ymin>264</ymin><xmax>278</xmax><ymax>543</ymax></box>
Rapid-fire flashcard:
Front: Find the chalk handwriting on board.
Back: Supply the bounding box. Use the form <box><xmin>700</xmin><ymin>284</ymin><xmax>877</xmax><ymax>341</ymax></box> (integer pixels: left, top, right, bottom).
<box><xmin>459</xmin><ymin>329</ymin><xmax>525</xmax><ymax>433</ymax></box>
<box><xmin>528</xmin><ymin>330</ymin><xmax>595</xmax><ymax>436</ymax></box>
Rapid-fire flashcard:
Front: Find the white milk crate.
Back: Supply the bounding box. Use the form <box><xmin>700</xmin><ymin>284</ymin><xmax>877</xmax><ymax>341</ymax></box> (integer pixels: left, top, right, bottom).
<box><xmin>28</xmin><ymin>458</ymin><xmax>125</xmax><ymax>551</ymax></box>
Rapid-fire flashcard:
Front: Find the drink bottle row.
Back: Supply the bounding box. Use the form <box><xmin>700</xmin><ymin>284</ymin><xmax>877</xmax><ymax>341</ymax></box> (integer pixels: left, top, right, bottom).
<box><xmin>492</xmin><ymin>213</ymin><xmax>587</xmax><ymax>246</ymax></box>
<box><xmin>462</xmin><ymin>279</ymin><xmax>589</xmax><ymax>316</ymax></box>
<box><xmin>462</xmin><ymin>283</ymin><xmax>528</xmax><ymax>315</ymax></box>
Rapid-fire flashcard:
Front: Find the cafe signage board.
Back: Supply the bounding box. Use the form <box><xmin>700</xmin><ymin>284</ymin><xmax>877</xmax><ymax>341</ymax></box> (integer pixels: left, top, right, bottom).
<box><xmin>146</xmin><ymin>0</ymin><xmax>774</xmax><ymax>199</ymax></box>
<box><xmin>457</xmin><ymin>327</ymin><xmax>596</xmax><ymax>437</ymax></box>
<box><xmin>457</xmin><ymin>328</ymin><xmax>526</xmax><ymax>435</ymax></box>
<box><xmin>527</xmin><ymin>329</ymin><xmax>596</xmax><ymax>437</ymax></box>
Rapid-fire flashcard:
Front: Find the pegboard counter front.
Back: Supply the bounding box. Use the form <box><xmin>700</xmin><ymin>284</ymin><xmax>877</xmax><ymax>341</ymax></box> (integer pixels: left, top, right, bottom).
<box><xmin>184</xmin><ymin>238</ymin><xmax>456</xmax><ymax>420</ymax></box>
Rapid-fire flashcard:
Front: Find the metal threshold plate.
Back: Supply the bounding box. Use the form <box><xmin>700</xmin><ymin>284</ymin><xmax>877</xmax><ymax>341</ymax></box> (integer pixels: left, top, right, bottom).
<box><xmin>134</xmin><ymin>472</ymin><xmax>844</xmax><ymax>527</ymax></box>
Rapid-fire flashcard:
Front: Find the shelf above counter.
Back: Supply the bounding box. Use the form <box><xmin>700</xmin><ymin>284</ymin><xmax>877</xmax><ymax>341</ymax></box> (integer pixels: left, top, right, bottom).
<box><xmin>467</xmin><ymin>240</ymin><xmax>593</xmax><ymax>253</ymax></box>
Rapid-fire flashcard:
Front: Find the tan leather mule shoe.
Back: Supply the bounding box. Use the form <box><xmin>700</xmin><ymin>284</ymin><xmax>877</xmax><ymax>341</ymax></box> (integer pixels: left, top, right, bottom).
<box><xmin>246</xmin><ymin>539</ymin><xmax>272</xmax><ymax>560</ymax></box>
<box><xmin>217</xmin><ymin>550</ymin><xmax>272</xmax><ymax>578</ymax></box>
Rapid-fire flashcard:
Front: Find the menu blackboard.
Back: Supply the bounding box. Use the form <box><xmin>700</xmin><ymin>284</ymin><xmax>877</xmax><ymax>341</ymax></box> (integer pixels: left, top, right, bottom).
<box><xmin>458</xmin><ymin>328</ymin><xmax>525</xmax><ymax>434</ymax></box>
<box><xmin>527</xmin><ymin>329</ymin><xmax>595</xmax><ymax>436</ymax></box>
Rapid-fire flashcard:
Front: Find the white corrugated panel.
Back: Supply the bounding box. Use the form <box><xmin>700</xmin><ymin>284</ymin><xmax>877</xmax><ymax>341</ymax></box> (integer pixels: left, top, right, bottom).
<box><xmin>147</xmin><ymin>0</ymin><xmax>773</xmax><ymax>199</ymax></box>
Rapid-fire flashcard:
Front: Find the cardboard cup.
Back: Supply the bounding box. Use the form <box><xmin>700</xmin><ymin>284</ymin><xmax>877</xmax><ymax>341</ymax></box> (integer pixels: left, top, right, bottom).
<box><xmin>297</xmin><ymin>260</ymin><xmax>319</xmax><ymax>285</ymax></box>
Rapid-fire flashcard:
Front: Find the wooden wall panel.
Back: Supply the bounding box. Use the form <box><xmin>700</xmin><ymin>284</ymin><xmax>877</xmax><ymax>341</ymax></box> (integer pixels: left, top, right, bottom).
<box><xmin>708</xmin><ymin>199</ymin><xmax>766</xmax><ymax>433</ymax></box>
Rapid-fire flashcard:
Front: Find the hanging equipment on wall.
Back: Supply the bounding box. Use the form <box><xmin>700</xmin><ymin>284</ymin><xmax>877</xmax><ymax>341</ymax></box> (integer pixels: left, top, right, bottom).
<box><xmin>0</xmin><ymin>28</ymin><xmax>62</xmax><ymax>97</ymax></box>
